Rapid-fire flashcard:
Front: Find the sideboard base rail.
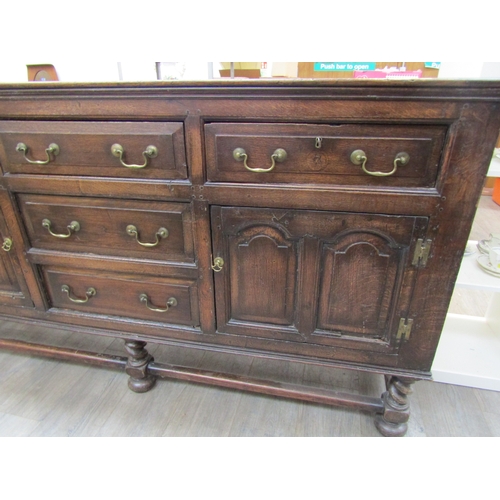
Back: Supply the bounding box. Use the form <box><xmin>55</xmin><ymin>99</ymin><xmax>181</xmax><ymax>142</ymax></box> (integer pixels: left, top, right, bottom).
<box><xmin>0</xmin><ymin>337</ymin><xmax>416</xmax><ymax>436</ymax></box>
<box><xmin>0</xmin><ymin>337</ymin><xmax>127</xmax><ymax>370</ymax></box>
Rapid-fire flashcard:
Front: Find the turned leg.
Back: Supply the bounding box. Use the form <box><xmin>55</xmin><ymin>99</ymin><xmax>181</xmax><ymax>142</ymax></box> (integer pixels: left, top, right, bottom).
<box><xmin>374</xmin><ymin>376</ymin><xmax>415</xmax><ymax>437</ymax></box>
<box><xmin>124</xmin><ymin>340</ymin><xmax>156</xmax><ymax>393</ymax></box>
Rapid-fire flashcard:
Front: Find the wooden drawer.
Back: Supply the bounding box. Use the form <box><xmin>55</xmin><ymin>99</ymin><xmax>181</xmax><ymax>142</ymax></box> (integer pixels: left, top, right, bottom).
<box><xmin>205</xmin><ymin>122</ymin><xmax>447</xmax><ymax>188</ymax></box>
<box><xmin>0</xmin><ymin>121</ymin><xmax>187</xmax><ymax>179</ymax></box>
<box><xmin>42</xmin><ymin>267</ymin><xmax>199</xmax><ymax>326</ymax></box>
<box><xmin>17</xmin><ymin>195</ymin><xmax>194</xmax><ymax>263</ymax></box>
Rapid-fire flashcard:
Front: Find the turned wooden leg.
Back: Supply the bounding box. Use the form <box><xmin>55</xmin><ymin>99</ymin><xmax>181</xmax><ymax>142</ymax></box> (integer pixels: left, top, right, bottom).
<box><xmin>374</xmin><ymin>376</ymin><xmax>415</xmax><ymax>437</ymax></box>
<box><xmin>124</xmin><ymin>340</ymin><xmax>156</xmax><ymax>393</ymax></box>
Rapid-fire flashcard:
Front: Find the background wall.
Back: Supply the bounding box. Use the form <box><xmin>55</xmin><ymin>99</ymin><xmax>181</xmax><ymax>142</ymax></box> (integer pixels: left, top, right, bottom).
<box><xmin>0</xmin><ymin>62</ymin><xmax>211</xmax><ymax>83</ymax></box>
<box><xmin>0</xmin><ymin>62</ymin><xmax>499</xmax><ymax>83</ymax></box>
<box><xmin>438</xmin><ymin>62</ymin><xmax>500</xmax><ymax>79</ymax></box>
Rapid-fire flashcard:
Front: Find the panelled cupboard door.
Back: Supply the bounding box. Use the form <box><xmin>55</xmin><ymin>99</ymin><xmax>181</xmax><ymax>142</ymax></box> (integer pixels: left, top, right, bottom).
<box><xmin>0</xmin><ymin>193</ymin><xmax>34</xmax><ymax>307</ymax></box>
<box><xmin>211</xmin><ymin>206</ymin><xmax>428</xmax><ymax>356</ymax></box>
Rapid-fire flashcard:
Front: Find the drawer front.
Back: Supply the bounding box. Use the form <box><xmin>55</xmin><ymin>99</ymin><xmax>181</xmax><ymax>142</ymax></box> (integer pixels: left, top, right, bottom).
<box><xmin>42</xmin><ymin>267</ymin><xmax>199</xmax><ymax>326</ymax></box>
<box><xmin>205</xmin><ymin>123</ymin><xmax>447</xmax><ymax>187</ymax></box>
<box><xmin>0</xmin><ymin>121</ymin><xmax>187</xmax><ymax>179</ymax></box>
<box><xmin>18</xmin><ymin>195</ymin><xmax>194</xmax><ymax>263</ymax></box>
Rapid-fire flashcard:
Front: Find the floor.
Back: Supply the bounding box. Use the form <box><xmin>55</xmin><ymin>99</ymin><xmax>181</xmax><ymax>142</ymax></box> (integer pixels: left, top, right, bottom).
<box><xmin>0</xmin><ymin>196</ymin><xmax>499</xmax><ymax>437</ymax></box>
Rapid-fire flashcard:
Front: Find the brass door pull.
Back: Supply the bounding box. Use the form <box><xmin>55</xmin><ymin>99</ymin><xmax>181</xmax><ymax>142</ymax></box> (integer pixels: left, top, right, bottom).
<box><xmin>42</xmin><ymin>219</ymin><xmax>80</xmax><ymax>239</ymax></box>
<box><xmin>2</xmin><ymin>237</ymin><xmax>13</xmax><ymax>252</ymax></box>
<box><xmin>126</xmin><ymin>225</ymin><xmax>168</xmax><ymax>247</ymax></box>
<box><xmin>111</xmin><ymin>144</ymin><xmax>158</xmax><ymax>169</ymax></box>
<box><xmin>233</xmin><ymin>147</ymin><xmax>287</xmax><ymax>173</ymax></box>
<box><xmin>212</xmin><ymin>257</ymin><xmax>224</xmax><ymax>272</ymax></box>
<box><xmin>61</xmin><ymin>284</ymin><xmax>96</xmax><ymax>303</ymax></box>
<box><xmin>350</xmin><ymin>150</ymin><xmax>410</xmax><ymax>177</ymax></box>
<box><xmin>16</xmin><ymin>142</ymin><xmax>60</xmax><ymax>165</ymax></box>
<box><xmin>139</xmin><ymin>293</ymin><xmax>177</xmax><ymax>312</ymax></box>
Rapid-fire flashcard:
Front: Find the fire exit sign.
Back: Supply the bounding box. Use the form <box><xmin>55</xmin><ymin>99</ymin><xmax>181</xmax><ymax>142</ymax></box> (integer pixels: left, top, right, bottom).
<box><xmin>314</xmin><ymin>62</ymin><xmax>376</xmax><ymax>72</ymax></box>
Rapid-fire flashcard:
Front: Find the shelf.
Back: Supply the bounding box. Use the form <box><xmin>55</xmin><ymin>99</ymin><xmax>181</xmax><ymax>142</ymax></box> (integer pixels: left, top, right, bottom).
<box><xmin>454</xmin><ymin>242</ymin><xmax>500</xmax><ymax>292</ymax></box>
<box><xmin>487</xmin><ymin>153</ymin><xmax>500</xmax><ymax>177</ymax></box>
<box><xmin>432</xmin><ymin>240</ymin><xmax>500</xmax><ymax>391</ymax></box>
<box><xmin>432</xmin><ymin>314</ymin><xmax>500</xmax><ymax>391</ymax></box>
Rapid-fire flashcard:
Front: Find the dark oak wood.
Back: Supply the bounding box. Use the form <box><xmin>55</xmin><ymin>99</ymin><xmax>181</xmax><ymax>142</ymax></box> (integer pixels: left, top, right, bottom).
<box><xmin>0</xmin><ymin>337</ymin><xmax>127</xmax><ymax>369</ymax></box>
<box><xmin>0</xmin><ymin>121</ymin><xmax>187</xmax><ymax>179</ymax></box>
<box><xmin>42</xmin><ymin>267</ymin><xmax>200</xmax><ymax>327</ymax></box>
<box><xmin>18</xmin><ymin>194</ymin><xmax>195</xmax><ymax>264</ymax></box>
<box><xmin>0</xmin><ymin>192</ymin><xmax>34</xmax><ymax>308</ymax></box>
<box><xmin>124</xmin><ymin>340</ymin><xmax>156</xmax><ymax>393</ymax></box>
<box><xmin>211</xmin><ymin>206</ymin><xmax>426</xmax><ymax>359</ymax></box>
<box><xmin>0</xmin><ymin>336</ymin><xmax>385</xmax><ymax>413</ymax></box>
<box><xmin>0</xmin><ymin>79</ymin><xmax>499</xmax><ymax>436</ymax></box>
<box><xmin>375</xmin><ymin>376</ymin><xmax>415</xmax><ymax>437</ymax></box>
<box><xmin>205</xmin><ymin>122</ymin><xmax>446</xmax><ymax>187</ymax></box>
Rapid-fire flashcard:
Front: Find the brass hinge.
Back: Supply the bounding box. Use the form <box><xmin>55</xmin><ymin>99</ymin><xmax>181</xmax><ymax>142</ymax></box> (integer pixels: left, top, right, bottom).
<box><xmin>412</xmin><ymin>238</ymin><xmax>432</xmax><ymax>267</ymax></box>
<box><xmin>396</xmin><ymin>318</ymin><xmax>414</xmax><ymax>341</ymax></box>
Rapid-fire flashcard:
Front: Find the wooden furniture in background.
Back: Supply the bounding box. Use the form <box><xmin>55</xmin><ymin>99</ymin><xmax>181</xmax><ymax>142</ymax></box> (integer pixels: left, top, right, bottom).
<box><xmin>26</xmin><ymin>64</ymin><xmax>58</xmax><ymax>82</ymax></box>
<box><xmin>0</xmin><ymin>79</ymin><xmax>499</xmax><ymax>436</ymax></box>
<box><xmin>219</xmin><ymin>69</ymin><xmax>261</xmax><ymax>78</ymax></box>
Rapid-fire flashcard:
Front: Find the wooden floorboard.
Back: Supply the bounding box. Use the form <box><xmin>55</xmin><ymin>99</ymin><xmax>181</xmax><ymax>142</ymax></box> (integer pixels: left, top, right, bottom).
<box><xmin>414</xmin><ymin>381</ymin><xmax>494</xmax><ymax>436</ymax></box>
<box><xmin>0</xmin><ymin>195</ymin><xmax>499</xmax><ymax>437</ymax></box>
<box><xmin>0</xmin><ymin>347</ymin><xmax>500</xmax><ymax>436</ymax></box>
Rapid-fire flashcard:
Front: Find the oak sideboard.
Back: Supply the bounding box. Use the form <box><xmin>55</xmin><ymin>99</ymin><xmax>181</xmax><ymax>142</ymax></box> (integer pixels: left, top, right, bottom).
<box><xmin>1</xmin><ymin>79</ymin><xmax>499</xmax><ymax>436</ymax></box>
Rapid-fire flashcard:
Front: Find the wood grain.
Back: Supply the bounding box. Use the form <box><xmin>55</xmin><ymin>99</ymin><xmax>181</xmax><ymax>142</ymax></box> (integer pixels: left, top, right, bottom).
<box><xmin>0</xmin><ymin>80</ymin><xmax>499</xmax><ymax>437</ymax></box>
<box><xmin>0</xmin><ymin>121</ymin><xmax>187</xmax><ymax>179</ymax></box>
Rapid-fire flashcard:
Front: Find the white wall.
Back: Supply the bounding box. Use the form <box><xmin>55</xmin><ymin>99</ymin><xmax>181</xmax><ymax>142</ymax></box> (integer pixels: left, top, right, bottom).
<box><xmin>481</xmin><ymin>63</ymin><xmax>500</xmax><ymax>79</ymax></box>
<box><xmin>439</xmin><ymin>62</ymin><xmax>500</xmax><ymax>79</ymax></box>
<box><xmin>0</xmin><ymin>62</ymin><xmax>212</xmax><ymax>83</ymax></box>
<box><xmin>0</xmin><ymin>62</ymin><xmax>121</xmax><ymax>83</ymax></box>
<box><xmin>0</xmin><ymin>63</ymin><xmax>31</xmax><ymax>83</ymax></box>
<box><xmin>271</xmin><ymin>62</ymin><xmax>298</xmax><ymax>78</ymax></box>
<box><xmin>2</xmin><ymin>62</ymin><xmax>497</xmax><ymax>83</ymax></box>
<box><xmin>57</xmin><ymin>62</ymin><xmax>122</xmax><ymax>82</ymax></box>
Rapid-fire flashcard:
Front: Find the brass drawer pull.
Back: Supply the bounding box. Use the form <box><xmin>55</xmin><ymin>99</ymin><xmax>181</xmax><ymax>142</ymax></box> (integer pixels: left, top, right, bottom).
<box><xmin>126</xmin><ymin>225</ymin><xmax>168</xmax><ymax>247</ymax></box>
<box><xmin>61</xmin><ymin>284</ymin><xmax>96</xmax><ymax>303</ymax></box>
<box><xmin>233</xmin><ymin>147</ymin><xmax>287</xmax><ymax>173</ymax></box>
<box><xmin>16</xmin><ymin>142</ymin><xmax>60</xmax><ymax>165</ymax></box>
<box><xmin>139</xmin><ymin>293</ymin><xmax>177</xmax><ymax>313</ymax></box>
<box><xmin>42</xmin><ymin>219</ymin><xmax>80</xmax><ymax>239</ymax></box>
<box><xmin>111</xmin><ymin>143</ymin><xmax>158</xmax><ymax>169</ymax></box>
<box><xmin>2</xmin><ymin>237</ymin><xmax>13</xmax><ymax>252</ymax></box>
<box><xmin>350</xmin><ymin>150</ymin><xmax>410</xmax><ymax>177</ymax></box>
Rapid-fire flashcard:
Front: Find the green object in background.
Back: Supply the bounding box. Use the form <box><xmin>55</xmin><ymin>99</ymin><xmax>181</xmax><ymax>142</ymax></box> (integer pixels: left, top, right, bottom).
<box><xmin>425</xmin><ymin>62</ymin><xmax>441</xmax><ymax>69</ymax></box>
<box><xmin>314</xmin><ymin>62</ymin><xmax>376</xmax><ymax>72</ymax></box>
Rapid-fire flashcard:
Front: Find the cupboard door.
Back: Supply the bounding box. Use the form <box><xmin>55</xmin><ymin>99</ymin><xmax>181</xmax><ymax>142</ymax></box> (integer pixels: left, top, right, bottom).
<box><xmin>313</xmin><ymin>230</ymin><xmax>410</xmax><ymax>350</ymax></box>
<box><xmin>212</xmin><ymin>206</ymin><xmax>300</xmax><ymax>342</ymax></box>
<box><xmin>0</xmin><ymin>192</ymin><xmax>34</xmax><ymax>308</ymax></box>
<box><xmin>211</xmin><ymin>206</ymin><xmax>428</xmax><ymax>355</ymax></box>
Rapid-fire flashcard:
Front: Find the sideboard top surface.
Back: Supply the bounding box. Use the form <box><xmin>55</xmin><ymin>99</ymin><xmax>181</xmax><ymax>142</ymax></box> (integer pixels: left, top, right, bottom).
<box><xmin>1</xmin><ymin>79</ymin><xmax>500</xmax><ymax>99</ymax></box>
